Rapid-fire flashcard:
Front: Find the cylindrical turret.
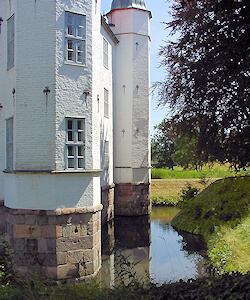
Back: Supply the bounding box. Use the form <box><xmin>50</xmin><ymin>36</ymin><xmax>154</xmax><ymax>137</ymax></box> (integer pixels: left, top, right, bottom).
<box><xmin>107</xmin><ymin>0</ymin><xmax>151</xmax><ymax>216</ymax></box>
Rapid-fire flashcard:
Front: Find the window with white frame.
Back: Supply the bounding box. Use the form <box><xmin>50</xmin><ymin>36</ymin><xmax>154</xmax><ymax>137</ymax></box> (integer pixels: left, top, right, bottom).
<box><xmin>6</xmin><ymin>118</ymin><xmax>13</xmax><ymax>170</ymax></box>
<box><xmin>66</xmin><ymin>118</ymin><xmax>85</xmax><ymax>169</ymax></box>
<box><xmin>103</xmin><ymin>38</ymin><xmax>108</xmax><ymax>68</ymax></box>
<box><xmin>65</xmin><ymin>12</ymin><xmax>86</xmax><ymax>64</ymax></box>
<box><xmin>7</xmin><ymin>14</ymin><xmax>14</xmax><ymax>69</ymax></box>
<box><xmin>104</xmin><ymin>88</ymin><xmax>109</xmax><ymax>118</ymax></box>
<box><xmin>104</xmin><ymin>141</ymin><xmax>109</xmax><ymax>169</ymax></box>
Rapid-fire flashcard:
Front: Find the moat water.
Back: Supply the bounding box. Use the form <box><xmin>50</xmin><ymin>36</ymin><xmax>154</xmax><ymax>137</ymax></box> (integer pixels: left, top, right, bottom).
<box><xmin>98</xmin><ymin>207</ymin><xmax>209</xmax><ymax>286</ymax></box>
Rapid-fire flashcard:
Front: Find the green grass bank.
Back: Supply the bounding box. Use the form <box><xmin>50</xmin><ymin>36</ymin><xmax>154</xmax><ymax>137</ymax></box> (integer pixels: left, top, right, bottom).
<box><xmin>1</xmin><ymin>272</ymin><xmax>250</xmax><ymax>299</ymax></box>
<box><xmin>172</xmin><ymin>176</ymin><xmax>250</xmax><ymax>274</ymax></box>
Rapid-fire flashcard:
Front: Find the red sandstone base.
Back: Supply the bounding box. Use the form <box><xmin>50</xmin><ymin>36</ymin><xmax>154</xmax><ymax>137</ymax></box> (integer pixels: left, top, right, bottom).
<box><xmin>101</xmin><ymin>185</ymin><xmax>115</xmax><ymax>224</ymax></box>
<box><xmin>115</xmin><ymin>183</ymin><xmax>151</xmax><ymax>217</ymax></box>
<box><xmin>4</xmin><ymin>205</ymin><xmax>102</xmax><ymax>280</ymax></box>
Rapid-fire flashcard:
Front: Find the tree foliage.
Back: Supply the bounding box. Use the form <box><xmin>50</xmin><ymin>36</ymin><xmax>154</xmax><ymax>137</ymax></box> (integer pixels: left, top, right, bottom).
<box><xmin>151</xmin><ymin>120</ymin><xmax>203</xmax><ymax>169</ymax></box>
<box><xmin>156</xmin><ymin>0</ymin><xmax>250</xmax><ymax>168</ymax></box>
<box><xmin>151</xmin><ymin>121</ymin><xmax>175</xmax><ymax>168</ymax></box>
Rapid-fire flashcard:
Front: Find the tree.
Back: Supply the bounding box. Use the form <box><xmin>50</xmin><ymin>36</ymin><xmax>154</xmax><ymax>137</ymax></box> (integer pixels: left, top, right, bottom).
<box><xmin>152</xmin><ymin>120</ymin><xmax>203</xmax><ymax>169</ymax></box>
<box><xmin>151</xmin><ymin>121</ymin><xmax>175</xmax><ymax>168</ymax></box>
<box><xmin>156</xmin><ymin>0</ymin><xmax>250</xmax><ymax>168</ymax></box>
<box><xmin>171</xmin><ymin>135</ymin><xmax>200</xmax><ymax>169</ymax></box>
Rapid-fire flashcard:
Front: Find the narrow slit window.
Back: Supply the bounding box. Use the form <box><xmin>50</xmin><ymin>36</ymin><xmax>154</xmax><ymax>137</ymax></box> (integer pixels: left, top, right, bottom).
<box><xmin>104</xmin><ymin>140</ymin><xmax>109</xmax><ymax>169</ymax></box>
<box><xmin>6</xmin><ymin>118</ymin><xmax>13</xmax><ymax>170</ymax></box>
<box><xmin>103</xmin><ymin>38</ymin><xmax>108</xmax><ymax>68</ymax></box>
<box><xmin>104</xmin><ymin>88</ymin><xmax>109</xmax><ymax>118</ymax></box>
<box><xmin>7</xmin><ymin>14</ymin><xmax>14</xmax><ymax>69</ymax></box>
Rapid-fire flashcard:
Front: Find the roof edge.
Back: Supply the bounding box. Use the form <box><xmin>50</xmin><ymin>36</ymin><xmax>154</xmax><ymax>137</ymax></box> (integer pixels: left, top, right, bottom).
<box><xmin>106</xmin><ymin>7</ymin><xmax>152</xmax><ymax>19</ymax></box>
<box><xmin>101</xmin><ymin>15</ymin><xmax>119</xmax><ymax>44</ymax></box>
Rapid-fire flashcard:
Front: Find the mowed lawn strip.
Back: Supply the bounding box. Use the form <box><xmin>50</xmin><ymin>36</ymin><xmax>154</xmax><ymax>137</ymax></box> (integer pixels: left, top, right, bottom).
<box><xmin>151</xmin><ymin>178</ymin><xmax>217</xmax><ymax>199</ymax></box>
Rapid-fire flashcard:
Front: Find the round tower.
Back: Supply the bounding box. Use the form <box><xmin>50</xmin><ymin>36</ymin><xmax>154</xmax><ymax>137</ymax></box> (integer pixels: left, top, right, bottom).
<box><xmin>107</xmin><ymin>0</ymin><xmax>151</xmax><ymax>216</ymax></box>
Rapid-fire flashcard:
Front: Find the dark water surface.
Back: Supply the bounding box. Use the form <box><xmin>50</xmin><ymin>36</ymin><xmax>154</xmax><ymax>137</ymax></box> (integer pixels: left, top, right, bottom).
<box><xmin>99</xmin><ymin>207</ymin><xmax>209</xmax><ymax>286</ymax></box>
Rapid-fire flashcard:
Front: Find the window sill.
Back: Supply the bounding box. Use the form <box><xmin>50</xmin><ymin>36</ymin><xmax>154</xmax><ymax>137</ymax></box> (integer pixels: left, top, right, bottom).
<box><xmin>51</xmin><ymin>169</ymin><xmax>102</xmax><ymax>174</ymax></box>
<box><xmin>64</xmin><ymin>61</ymin><xmax>86</xmax><ymax>67</ymax></box>
<box><xmin>7</xmin><ymin>65</ymin><xmax>14</xmax><ymax>71</ymax></box>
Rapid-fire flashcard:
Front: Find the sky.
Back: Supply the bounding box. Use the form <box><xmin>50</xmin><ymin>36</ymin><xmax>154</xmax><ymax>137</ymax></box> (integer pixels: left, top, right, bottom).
<box><xmin>101</xmin><ymin>0</ymin><xmax>172</xmax><ymax>134</ymax></box>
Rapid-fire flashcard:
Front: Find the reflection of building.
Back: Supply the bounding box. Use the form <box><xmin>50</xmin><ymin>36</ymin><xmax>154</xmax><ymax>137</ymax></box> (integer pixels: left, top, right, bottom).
<box><xmin>0</xmin><ymin>0</ymin><xmax>151</xmax><ymax>280</ymax></box>
<box><xmin>100</xmin><ymin>216</ymin><xmax>151</xmax><ymax>287</ymax></box>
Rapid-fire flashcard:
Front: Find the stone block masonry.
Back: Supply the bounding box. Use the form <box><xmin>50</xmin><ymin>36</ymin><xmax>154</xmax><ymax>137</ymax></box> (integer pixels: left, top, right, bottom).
<box><xmin>4</xmin><ymin>204</ymin><xmax>102</xmax><ymax>280</ymax></box>
<box><xmin>101</xmin><ymin>185</ymin><xmax>115</xmax><ymax>224</ymax></box>
<box><xmin>115</xmin><ymin>183</ymin><xmax>151</xmax><ymax>217</ymax></box>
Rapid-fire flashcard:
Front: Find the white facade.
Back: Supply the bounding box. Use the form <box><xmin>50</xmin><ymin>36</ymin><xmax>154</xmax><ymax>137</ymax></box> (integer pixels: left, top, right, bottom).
<box><xmin>0</xmin><ymin>0</ymin><xmax>150</xmax><ymax>212</ymax></box>
<box><xmin>107</xmin><ymin>6</ymin><xmax>151</xmax><ymax>184</ymax></box>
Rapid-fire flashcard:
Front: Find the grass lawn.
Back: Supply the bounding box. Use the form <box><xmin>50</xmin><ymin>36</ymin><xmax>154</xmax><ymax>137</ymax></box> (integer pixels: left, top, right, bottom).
<box><xmin>151</xmin><ymin>178</ymin><xmax>213</xmax><ymax>198</ymax></box>
<box><xmin>151</xmin><ymin>163</ymin><xmax>248</xmax><ymax>179</ymax></box>
<box><xmin>150</xmin><ymin>163</ymin><xmax>249</xmax><ymax>206</ymax></box>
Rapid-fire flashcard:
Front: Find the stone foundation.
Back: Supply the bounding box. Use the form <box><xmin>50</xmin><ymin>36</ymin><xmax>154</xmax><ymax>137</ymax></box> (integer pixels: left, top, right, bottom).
<box><xmin>4</xmin><ymin>204</ymin><xmax>102</xmax><ymax>280</ymax></box>
<box><xmin>115</xmin><ymin>183</ymin><xmax>151</xmax><ymax>216</ymax></box>
<box><xmin>101</xmin><ymin>185</ymin><xmax>115</xmax><ymax>224</ymax></box>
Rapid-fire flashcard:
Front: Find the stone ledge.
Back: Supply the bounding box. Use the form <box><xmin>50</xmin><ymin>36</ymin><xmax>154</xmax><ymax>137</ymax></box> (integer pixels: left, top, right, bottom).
<box><xmin>101</xmin><ymin>184</ymin><xmax>115</xmax><ymax>191</ymax></box>
<box><xmin>115</xmin><ymin>182</ymin><xmax>150</xmax><ymax>187</ymax></box>
<box><xmin>5</xmin><ymin>205</ymin><xmax>103</xmax><ymax>216</ymax></box>
<box><xmin>56</xmin><ymin>205</ymin><xmax>103</xmax><ymax>215</ymax></box>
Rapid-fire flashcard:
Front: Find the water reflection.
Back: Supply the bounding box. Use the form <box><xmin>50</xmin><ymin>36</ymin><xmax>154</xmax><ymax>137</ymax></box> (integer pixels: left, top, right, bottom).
<box><xmin>99</xmin><ymin>207</ymin><xmax>209</xmax><ymax>286</ymax></box>
<box><xmin>100</xmin><ymin>216</ymin><xmax>151</xmax><ymax>287</ymax></box>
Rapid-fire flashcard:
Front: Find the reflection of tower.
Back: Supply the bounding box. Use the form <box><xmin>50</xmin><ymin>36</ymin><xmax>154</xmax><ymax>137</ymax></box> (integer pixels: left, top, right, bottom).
<box><xmin>114</xmin><ymin>215</ymin><xmax>151</xmax><ymax>285</ymax></box>
<box><xmin>100</xmin><ymin>216</ymin><xmax>151</xmax><ymax>286</ymax></box>
<box><xmin>107</xmin><ymin>0</ymin><xmax>152</xmax><ymax>217</ymax></box>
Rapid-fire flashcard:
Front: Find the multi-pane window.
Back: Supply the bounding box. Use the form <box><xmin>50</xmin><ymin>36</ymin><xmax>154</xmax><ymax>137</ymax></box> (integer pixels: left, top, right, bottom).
<box><xmin>6</xmin><ymin>118</ymin><xmax>13</xmax><ymax>170</ymax></box>
<box><xmin>103</xmin><ymin>38</ymin><xmax>108</xmax><ymax>68</ymax></box>
<box><xmin>66</xmin><ymin>118</ymin><xmax>85</xmax><ymax>169</ymax></box>
<box><xmin>65</xmin><ymin>12</ymin><xmax>86</xmax><ymax>64</ymax></box>
<box><xmin>7</xmin><ymin>15</ymin><xmax>14</xmax><ymax>69</ymax></box>
<box><xmin>104</xmin><ymin>88</ymin><xmax>109</xmax><ymax>118</ymax></box>
<box><xmin>104</xmin><ymin>141</ymin><xmax>109</xmax><ymax>169</ymax></box>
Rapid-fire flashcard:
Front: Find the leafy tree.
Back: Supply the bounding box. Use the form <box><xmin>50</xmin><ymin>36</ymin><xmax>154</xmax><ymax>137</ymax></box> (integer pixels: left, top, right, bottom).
<box><xmin>151</xmin><ymin>121</ymin><xmax>175</xmax><ymax>168</ymax></box>
<box><xmin>156</xmin><ymin>0</ymin><xmax>250</xmax><ymax>169</ymax></box>
<box><xmin>152</xmin><ymin>120</ymin><xmax>203</xmax><ymax>169</ymax></box>
<box><xmin>171</xmin><ymin>135</ymin><xmax>200</xmax><ymax>169</ymax></box>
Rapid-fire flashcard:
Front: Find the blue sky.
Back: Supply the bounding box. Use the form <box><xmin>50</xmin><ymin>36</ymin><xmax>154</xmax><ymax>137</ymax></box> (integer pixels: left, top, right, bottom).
<box><xmin>101</xmin><ymin>0</ymin><xmax>172</xmax><ymax>134</ymax></box>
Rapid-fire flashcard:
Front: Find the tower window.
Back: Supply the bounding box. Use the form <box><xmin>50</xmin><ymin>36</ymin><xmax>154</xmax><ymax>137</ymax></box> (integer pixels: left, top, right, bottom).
<box><xmin>6</xmin><ymin>117</ymin><xmax>13</xmax><ymax>170</ymax></box>
<box><xmin>103</xmin><ymin>38</ymin><xmax>108</xmax><ymax>68</ymax></box>
<box><xmin>65</xmin><ymin>12</ymin><xmax>86</xmax><ymax>64</ymax></box>
<box><xmin>104</xmin><ymin>141</ymin><xmax>109</xmax><ymax>169</ymax></box>
<box><xmin>66</xmin><ymin>118</ymin><xmax>85</xmax><ymax>169</ymax></box>
<box><xmin>7</xmin><ymin>14</ymin><xmax>14</xmax><ymax>69</ymax></box>
<box><xmin>104</xmin><ymin>88</ymin><xmax>109</xmax><ymax>118</ymax></box>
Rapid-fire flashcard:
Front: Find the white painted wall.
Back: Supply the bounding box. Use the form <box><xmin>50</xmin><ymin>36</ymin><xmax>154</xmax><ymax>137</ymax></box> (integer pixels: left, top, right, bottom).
<box><xmin>4</xmin><ymin>172</ymin><xmax>100</xmax><ymax>210</ymax></box>
<box><xmin>15</xmin><ymin>0</ymin><xmax>56</xmax><ymax>170</ymax></box>
<box><xmin>98</xmin><ymin>25</ymin><xmax>116</xmax><ymax>187</ymax></box>
<box><xmin>107</xmin><ymin>7</ymin><xmax>151</xmax><ymax>184</ymax></box>
<box><xmin>2</xmin><ymin>0</ymin><xmax>103</xmax><ymax>210</ymax></box>
<box><xmin>0</xmin><ymin>0</ymin><xmax>150</xmax><ymax>210</ymax></box>
<box><xmin>55</xmin><ymin>0</ymin><xmax>93</xmax><ymax>171</ymax></box>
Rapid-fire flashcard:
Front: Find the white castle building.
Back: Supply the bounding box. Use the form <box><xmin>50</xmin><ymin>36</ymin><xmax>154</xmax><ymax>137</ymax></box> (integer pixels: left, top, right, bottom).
<box><xmin>0</xmin><ymin>0</ymin><xmax>151</xmax><ymax>280</ymax></box>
